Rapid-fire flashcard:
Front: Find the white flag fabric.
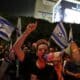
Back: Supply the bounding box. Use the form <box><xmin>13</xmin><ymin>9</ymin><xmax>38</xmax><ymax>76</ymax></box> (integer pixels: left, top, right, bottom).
<box><xmin>0</xmin><ymin>16</ymin><xmax>14</xmax><ymax>41</ymax></box>
<box><xmin>64</xmin><ymin>43</ymin><xmax>71</xmax><ymax>55</ymax></box>
<box><xmin>51</xmin><ymin>22</ymin><xmax>68</xmax><ymax>49</ymax></box>
<box><xmin>64</xmin><ymin>26</ymin><xmax>73</xmax><ymax>55</ymax></box>
<box><xmin>69</xmin><ymin>26</ymin><xmax>73</xmax><ymax>42</ymax></box>
<box><xmin>63</xmin><ymin>26</ymin><xmax>73</xmax><ymax>55</ymax></box>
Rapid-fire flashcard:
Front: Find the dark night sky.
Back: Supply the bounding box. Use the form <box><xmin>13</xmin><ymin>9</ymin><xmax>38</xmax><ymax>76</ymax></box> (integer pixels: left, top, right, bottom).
<box><xmin>0</xmin><ymin>0</ymin><xmax>80</xmax><ymax>41</ymax></box>
<box><xmin>0</xmin><ymin>0</ymin><xmax>36</xmax><ymax>16</ymax></box>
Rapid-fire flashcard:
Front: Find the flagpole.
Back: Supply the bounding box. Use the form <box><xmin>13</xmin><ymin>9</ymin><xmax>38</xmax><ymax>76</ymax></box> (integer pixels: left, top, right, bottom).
<box><xmin>16</xmin><ymin>17</ymin><xmax>22</xmax><ymax>79</ymax></box>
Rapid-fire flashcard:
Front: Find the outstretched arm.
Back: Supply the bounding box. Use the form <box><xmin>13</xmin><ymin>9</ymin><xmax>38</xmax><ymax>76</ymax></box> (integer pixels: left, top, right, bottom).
<box><xmin>65</xmin><ymin>70</ymin><xmax>80</xmax><ymax>78</ymax></box>
<box><xmin>13</xmin><ymin>22</ymin><xmax>37</xmax><ymax>61</ymax></box>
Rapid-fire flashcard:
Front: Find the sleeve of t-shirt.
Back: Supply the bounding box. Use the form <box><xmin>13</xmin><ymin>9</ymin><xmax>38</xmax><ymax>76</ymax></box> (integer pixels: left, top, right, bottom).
<box><xmin>64</xmin><ymin>61</ymin><xmax>74</xmax><ymax>72</ymax></box>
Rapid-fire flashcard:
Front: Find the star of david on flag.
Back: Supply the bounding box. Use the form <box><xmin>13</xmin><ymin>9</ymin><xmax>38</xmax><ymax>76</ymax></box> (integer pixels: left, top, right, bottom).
<box><xmin>51</xmin><ymin>22</ymin><xmax>68</xmax><ymax>49</ymax></box>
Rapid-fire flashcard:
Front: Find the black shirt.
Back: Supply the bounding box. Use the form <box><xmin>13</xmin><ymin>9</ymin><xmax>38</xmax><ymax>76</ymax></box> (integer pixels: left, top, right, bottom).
<box><xmin>20</xmin><ymin>52</ymin><xmax>58</xmax><ymax>80</ymax></box>
<box><xmin>64</xmin><ymin>61</ymin><xmax>80</xmax><ymax>80</ymax></box>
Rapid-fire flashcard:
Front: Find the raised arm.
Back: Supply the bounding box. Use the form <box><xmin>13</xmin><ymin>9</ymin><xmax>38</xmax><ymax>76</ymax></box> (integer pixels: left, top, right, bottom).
<box><xmin>13</xmin><ymin>22</ymin><xmax>37</xmax><ymax>61</ymax></box>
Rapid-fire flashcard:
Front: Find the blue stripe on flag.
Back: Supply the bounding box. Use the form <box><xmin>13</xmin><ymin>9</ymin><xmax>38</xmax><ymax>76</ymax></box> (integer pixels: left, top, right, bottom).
<box><xmin>0</xmin><ymin>18</ymin><xmax>14</xmax><ymax>28</ymax></box>
<box><xmin>0</xmin><ymin>31</ymin><xmax>8</xmax><ymax>38</ymax></box>
<box><xmin>0</xmin><ymin>16</ymin><xmax>15</xmax><ymax>41</ymax></box>
<box><xmin>58</xmin><ymin>23</ymin><xmax>65</xmax><ymax>36</ymax></box>
<box><xmin>52</xmin><ymin>33</ymin><xmax>67</xmax><ymax>48</ymax></box>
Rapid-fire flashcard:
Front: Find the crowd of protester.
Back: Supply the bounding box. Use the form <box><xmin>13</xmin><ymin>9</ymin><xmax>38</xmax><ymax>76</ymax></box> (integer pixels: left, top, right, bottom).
<box><xmin>0</xmin><ymin>22</ymin><xmax>80</xmax><ymax>80</ymax></box>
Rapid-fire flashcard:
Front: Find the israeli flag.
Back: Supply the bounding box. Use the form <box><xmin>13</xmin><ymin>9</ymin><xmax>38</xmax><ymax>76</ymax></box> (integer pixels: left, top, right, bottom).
<box><xmin>51</xmin><ymin>22</ymin><xmax>68</xmax><ymax>49</ymax></box>
<box><xmin>0</xmin><ymin>16</ymin><xmax>14</xmax><ymax>41</ymax></box>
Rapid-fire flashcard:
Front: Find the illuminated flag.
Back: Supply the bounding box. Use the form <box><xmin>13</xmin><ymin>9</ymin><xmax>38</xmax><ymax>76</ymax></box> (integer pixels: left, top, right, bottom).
<box><xmin>0</xmin><ymin>16</ymin><xmax>14</xmax><ymax>41</ymax></box>
<box><xmin>51</xmin><ymin>22</ymin><xmax>68</xmax><ymax>49</ymax></box>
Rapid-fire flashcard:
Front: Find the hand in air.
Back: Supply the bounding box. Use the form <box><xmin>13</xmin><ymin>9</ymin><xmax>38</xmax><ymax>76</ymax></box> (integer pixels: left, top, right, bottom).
<box><xmin>26</xmin><ymin>22</ymin><xmax>37</xmax><ymax>33</ymax></box>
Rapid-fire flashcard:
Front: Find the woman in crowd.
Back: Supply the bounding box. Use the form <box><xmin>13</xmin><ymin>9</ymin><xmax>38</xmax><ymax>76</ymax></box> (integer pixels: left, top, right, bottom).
<box><xmin>64</xmin><ymin>41</ymin><xmax>80</xmax><ymax>80</ymax></box>
<box><xmin>13</xmin><ymin>22</ymin><xmax>58</xmax><ymax>80</ymax></box>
